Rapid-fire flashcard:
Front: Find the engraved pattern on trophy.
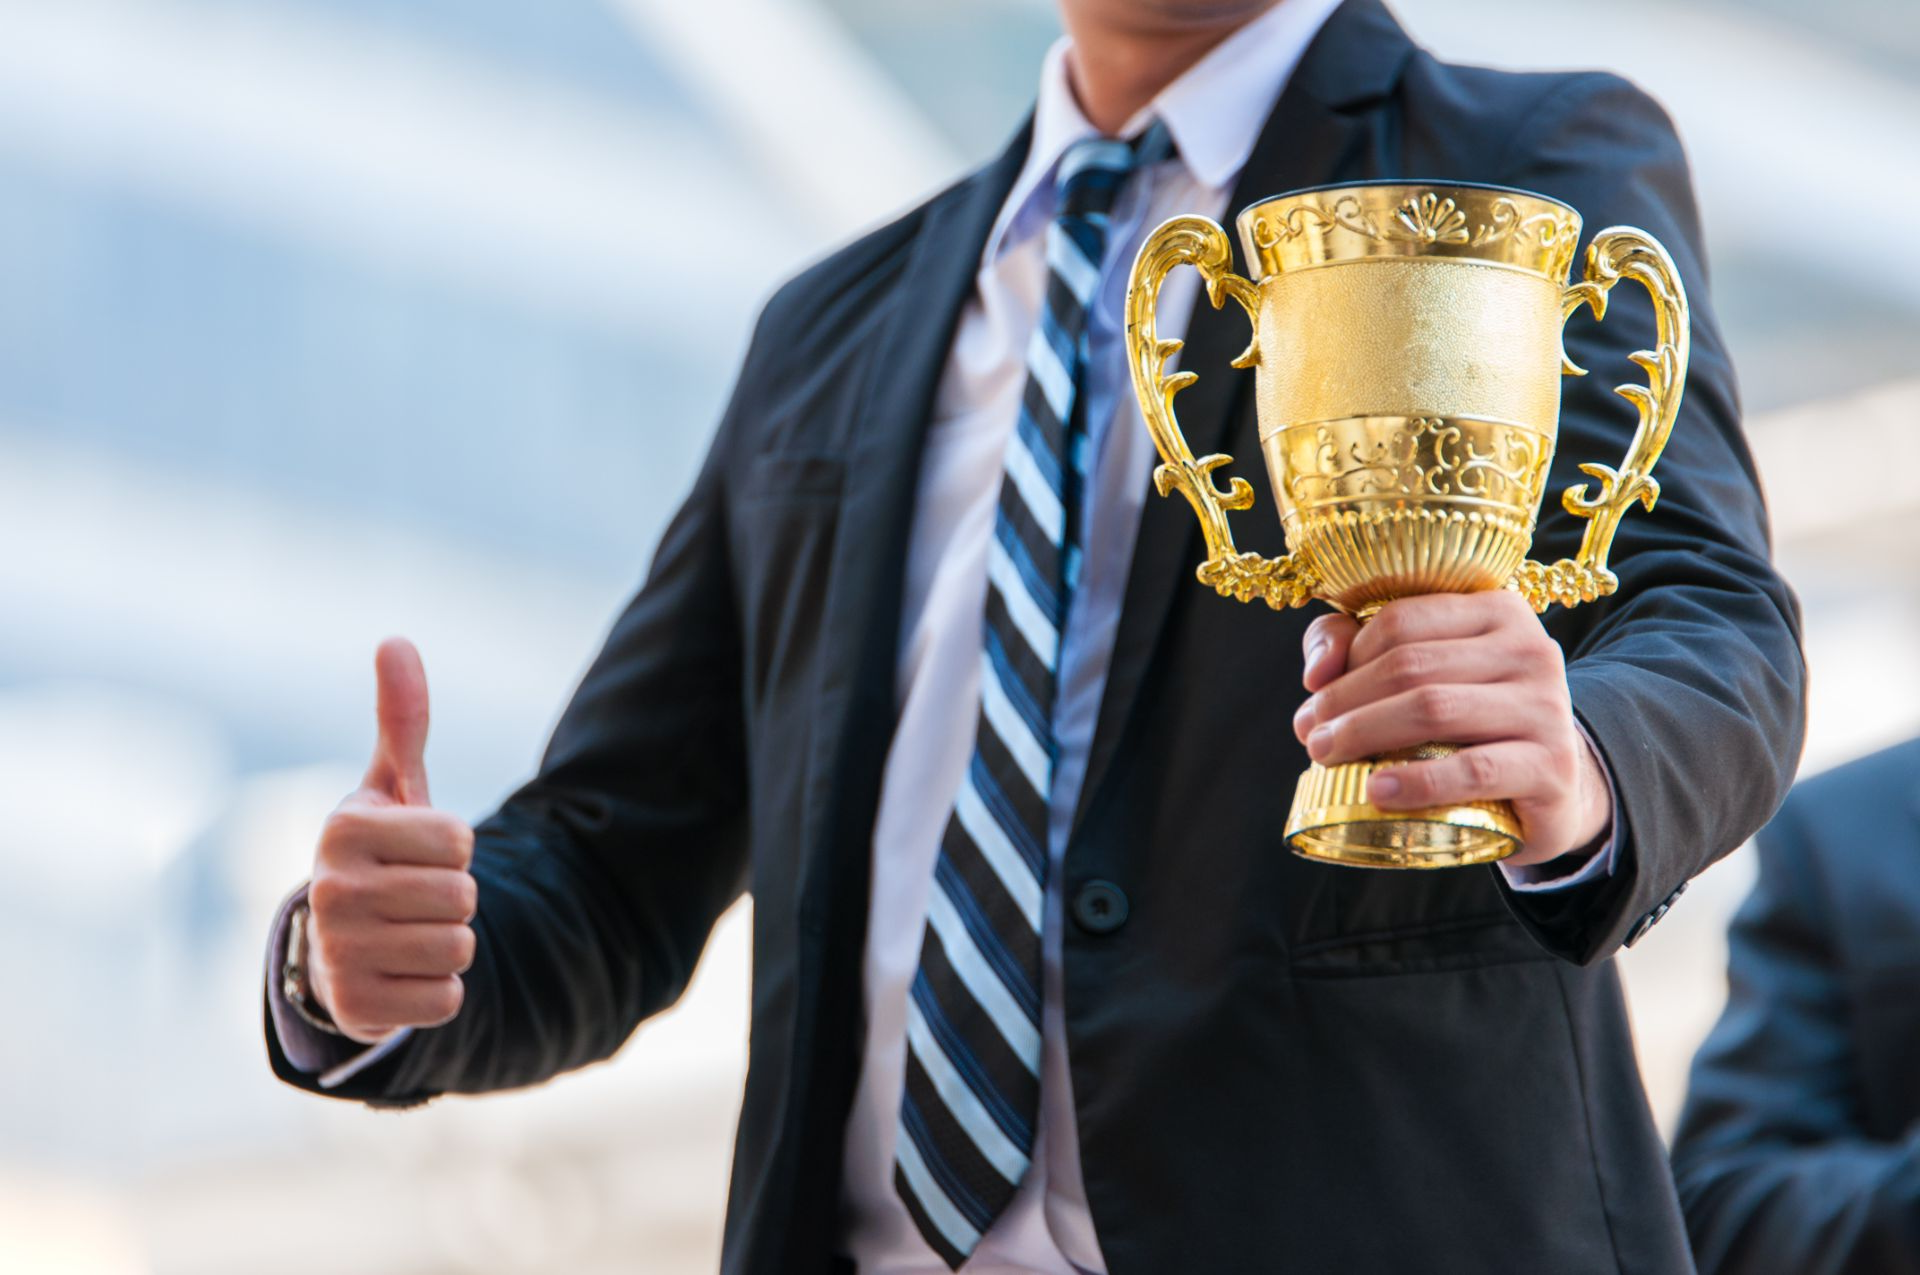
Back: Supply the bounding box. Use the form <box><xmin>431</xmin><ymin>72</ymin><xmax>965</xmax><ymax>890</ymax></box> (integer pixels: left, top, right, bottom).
<box><xmin>1393</xmin><ymin>193</ymin><xmax>1469</xmax><ymax>244</ymax></box>
<box><xmin>1474</xmin><ymin>197</ymin><xmax>1580</xmax><ymax>253</ymax></box>
<box><xmin>1242</xmin><ymin>186</ymin><xmax>1582</xmax><ymax>279</ymax></box>
<box><xmin>1283</xmin><ymin>416</ymin><xmax>1550</xmax><ymax>505</ymax></box>
<box><xmin>1124</xmin><ymin>182</ymin><xmax>1690</xmax><ymax>869</ymax></box>
<box><xmin>1274</xmin><ymin>416</ymin><xmax>1554</xmax><ymax>612</ymax></box>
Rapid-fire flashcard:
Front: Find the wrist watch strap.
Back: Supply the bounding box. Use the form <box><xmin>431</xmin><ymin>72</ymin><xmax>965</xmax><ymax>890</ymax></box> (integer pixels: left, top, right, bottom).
<box><xmin>283</xmin><ymin>901</ymin><xmax>346</xmax><ymax>1037</ymax></box>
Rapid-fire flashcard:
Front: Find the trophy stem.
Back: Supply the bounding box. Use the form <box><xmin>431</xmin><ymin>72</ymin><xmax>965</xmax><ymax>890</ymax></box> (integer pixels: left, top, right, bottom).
<box><xmin>1284</xmin><ymin>744</ymin><xmax>1522</xmax><ymax>869</ymax></box>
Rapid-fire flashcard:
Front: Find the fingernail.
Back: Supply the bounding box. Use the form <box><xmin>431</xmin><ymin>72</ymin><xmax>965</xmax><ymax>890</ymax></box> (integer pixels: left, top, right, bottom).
<box><xmin>1307</xmin><ymin>724</ymin><xmax>1333</xmax><ymax>758</ymax></box>
<box><xmin>1293</xmin><ymin>695</ymin><xmax>1318</xmax><ymax>735</ymax></box>
<box><xmin>1372</xmin><ymin>772</ymin><xmax>1402</xmax><ymax>801</ymax></box>
<box><xmin>1304</xmin><ymin>637</ymin><xmax>1330</xmax><ymax>673</ymax></box>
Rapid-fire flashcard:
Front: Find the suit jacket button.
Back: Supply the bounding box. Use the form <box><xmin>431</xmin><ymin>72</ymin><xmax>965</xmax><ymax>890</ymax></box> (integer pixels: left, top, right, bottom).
<box><xmin>1072</xmin><ymin>881</ymin><xmax>1129</xmax><ymax>935</ymax></box>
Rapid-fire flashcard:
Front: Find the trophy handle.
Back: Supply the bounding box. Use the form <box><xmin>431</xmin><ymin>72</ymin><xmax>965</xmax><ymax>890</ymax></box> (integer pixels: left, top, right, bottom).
<box><xmin>1125</xmin><ymin>215</ymin><xmax>1317</xmax><ymax>609</ymax></box>
<box><xmin>1514</xmin><ymin>226</ymin><xmax>1691</xmax><ymax>612</ymax></box>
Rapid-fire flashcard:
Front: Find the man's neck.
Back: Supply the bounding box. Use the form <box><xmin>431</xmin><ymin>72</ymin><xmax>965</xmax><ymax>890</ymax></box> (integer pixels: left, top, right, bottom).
<box><xmin>1059</xmin><ymin>0</ymin><xmax>1285</xmax><ymax>134</ymax></box>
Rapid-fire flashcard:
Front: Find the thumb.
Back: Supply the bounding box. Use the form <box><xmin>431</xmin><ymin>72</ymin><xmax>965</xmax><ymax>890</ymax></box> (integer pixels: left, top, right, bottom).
<box><xmin>364</xmin><ymin>636</ymin><xmax>431</xmax><ymax>806</ymax></box>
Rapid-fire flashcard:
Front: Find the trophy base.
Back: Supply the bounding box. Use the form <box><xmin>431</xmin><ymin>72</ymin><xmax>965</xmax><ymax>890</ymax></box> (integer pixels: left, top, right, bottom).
<box><xmin>1285</xmin><ymin>748</ymin><xmax>1522</xmax><ymax>869</ymax></box>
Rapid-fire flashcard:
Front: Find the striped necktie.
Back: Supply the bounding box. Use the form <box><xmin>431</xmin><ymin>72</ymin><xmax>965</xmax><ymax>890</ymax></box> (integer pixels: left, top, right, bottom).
<box><xmin>894</xmin><ymin>120</ymin><xmax>1173</xmax><ymax>1269</ymax></box>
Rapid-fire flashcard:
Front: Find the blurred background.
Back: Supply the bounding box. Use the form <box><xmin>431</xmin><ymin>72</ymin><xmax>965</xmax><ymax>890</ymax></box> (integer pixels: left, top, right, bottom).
<box><xmin>1</xmin><ymin>0</ymin><xmax>1915</xmax><ymax>1270</ymax></box>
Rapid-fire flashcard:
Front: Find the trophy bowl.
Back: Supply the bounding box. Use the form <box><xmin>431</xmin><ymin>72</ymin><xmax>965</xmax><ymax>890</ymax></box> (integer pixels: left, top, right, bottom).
<box><xmin>1125</xmin><ymin>181</ymin><xmax>1689</xmax><ymax>869</ymax></box>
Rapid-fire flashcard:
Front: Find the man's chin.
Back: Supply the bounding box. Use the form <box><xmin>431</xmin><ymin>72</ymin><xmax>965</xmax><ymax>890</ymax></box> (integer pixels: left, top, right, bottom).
<box><xmin>1076</xmin><ymin>0</ymin><xmax>1285</xmax><ymax>35</ymax></box>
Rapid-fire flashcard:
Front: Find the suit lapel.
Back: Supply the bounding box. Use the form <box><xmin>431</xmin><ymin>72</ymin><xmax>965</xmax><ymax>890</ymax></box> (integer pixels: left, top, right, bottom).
<box><xmin>1072</xmin><ymin>0</ymin><xmax>1416</xmax><ymax>832</ymax></box>
<box><xmin>800</xmin><ymin>124</ymin><xmax>1031</xmax><ymax>934</ymax></box>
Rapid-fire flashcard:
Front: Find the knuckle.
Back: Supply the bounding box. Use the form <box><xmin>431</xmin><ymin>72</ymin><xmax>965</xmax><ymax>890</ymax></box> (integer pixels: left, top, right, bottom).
<box><xmin>1307</xmin><ymin>613</ymin><xmax>1354</xmax><ymax>648</ymax></box>
<box><xmin>1414</xmin><ymin>684</ymin><xmax>1457</xmax><ymax>728</ymax></box>
<box><xmin>1548</xmin><ymin>738</ymin><xmax>1582</xmax><ymax>782</ymax></box>
<box><xmin>449</xmin><ymin>925</ymin><xmax>477</xmax><ymax>973</ymax></box>
<box><xmin>1516</xmin><ymin>630</ymin><xmax>1562</xmax><ymax>673</ymax></box>
<box><xmin>306</xmin><ymin>873</ymin><xmax>340</xmax><ymax>915</ymax></box>
<box><xmin>313</xmin><ymin>924</ymin><xmax>358</xmax><ymax>971</ymax></box>
<box><xmin>1538</xmin><ymin>688</ymin><xmax>1572</xmax><ymax>727</ymax></box>
<box><xmin>1368</xmin><ymin>607</ymin><xmax>1406</xmax><ymax>647</ymax></box>
<box><xmin>1462</xmin><ymin>748</ymin><xmax>1501</xmax><ymax>791</ymax></box>
<box><xmin>322</xmin><ymin>804</ymin><xmax>379</xmax><ymax>849</ymax></box>
<box><xmin>313</xmin><ymin>828</ymin><xmax>345</xmax><ymax>867</ymax></box>
<box><xmin>1390</xmin><ymin>765</ymin><xmax>1432</xmax><ymax>803</ymax></box>
<box><xmin>314</xmin><ymin>828</ymin><xmax>350</xmax><ymax>869</ymax></box>
<box><xmin>327</xmin><ymin>981</ymin><xmax>376</xmax><ymax>1028</ymax></box>
<box><xmin>448</xmin><ymin>821</ymin><xmax>476</xmax><ymax>864</ymax></box>
<box><xmin>1495</xmin><ymin>588</ymin><xmax>1535</xmax><ymax>621</ymax></box>
<box><xmin>307</xmin><ymin>872</ymin><xmax>354</xmax><ymax>918</ymax></box>
<box><xmin>1384</xmin><ymin>645</ymin><xmax>1434</xmax><ymax>689</ymax></box>
<box><xmin>450</xmin><ymin>872</ymin><xmax>479</xmax><ymax>921</ymax></box>
<box><xmin>1524</xmin><ymin>668</ymin><xmax>1567</xmax><ymax>714</ymax></box>
<box><xmin>426</xmin><ymin>811</ymin><xmax>473</xmax><ymax>857</ymax></box>
<box><xmin>1315</xmin><ymin>714</ymin><xmax>1345</xmax><ymax>754</ymax></box>
<box><xmin>427</xmin><ymin>977</ymin><xmax>465</xmax><ymax>1026</ymax></box>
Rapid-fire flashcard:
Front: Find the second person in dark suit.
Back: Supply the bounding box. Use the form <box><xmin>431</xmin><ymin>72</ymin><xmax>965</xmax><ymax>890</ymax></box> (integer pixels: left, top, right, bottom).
<box><xmin>1674</xmin><ymin>738</ymin><xmax>1920</xmax><ymax>1274</ymax></box>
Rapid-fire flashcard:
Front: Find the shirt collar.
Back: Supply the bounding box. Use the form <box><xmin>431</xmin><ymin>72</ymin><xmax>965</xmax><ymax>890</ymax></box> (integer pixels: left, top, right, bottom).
<box><xmin>982</xmin><ymin>0</ymin><xmax>1346</xmax><ymax>265</ymax></box>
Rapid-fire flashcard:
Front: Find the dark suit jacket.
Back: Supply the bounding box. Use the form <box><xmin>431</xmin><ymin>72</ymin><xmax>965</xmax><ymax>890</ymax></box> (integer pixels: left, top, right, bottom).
<box><xmin>1670</xmin><ymin>740</ymin><xmax>1920</xmax><ymax>1274</ymax></box>
<box><xmin>267</xmin><ymin>2</ymin><xmax>1806</xmax><ymax>1270</ymax></box>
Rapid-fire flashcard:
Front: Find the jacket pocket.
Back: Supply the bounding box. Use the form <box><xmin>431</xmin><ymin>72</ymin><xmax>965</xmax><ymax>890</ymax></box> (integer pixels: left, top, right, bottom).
<box><xmin>1290</xmin><ymin>861</ymin><xmax>1549</xmax><ymax>976</ymax></box>
<box><xmin>1289</xmin><ymin>912</ymin><xmax>1550</xmax><ymax>976</ymax></box>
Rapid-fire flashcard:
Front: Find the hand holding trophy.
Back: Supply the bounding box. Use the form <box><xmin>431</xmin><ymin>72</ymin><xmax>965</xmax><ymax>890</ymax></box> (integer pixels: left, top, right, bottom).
<box><xmin>1124</xmin><ymin>182</ymin><xmax>1689</xmax><ymax>869</ymax></box>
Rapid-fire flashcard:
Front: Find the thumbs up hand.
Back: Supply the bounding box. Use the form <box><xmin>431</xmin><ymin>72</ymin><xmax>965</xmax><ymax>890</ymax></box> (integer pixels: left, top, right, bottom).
<box><xmin>306</xmin><ymin>638</ymin><xmax>477</xmax><ymax>1044</ymax></box>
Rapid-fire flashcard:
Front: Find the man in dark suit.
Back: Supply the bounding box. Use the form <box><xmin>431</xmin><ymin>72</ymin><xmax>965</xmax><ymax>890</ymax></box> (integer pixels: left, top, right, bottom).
<box><xmin>1671</xmin><ymin>738</ymin><xmax>1920</xmax><ymax>1274</ymax></box>
<box><xmin>262</xmin><ymin>0</ymin><xmax>1805</xmax><ymax>1270</ymax></box>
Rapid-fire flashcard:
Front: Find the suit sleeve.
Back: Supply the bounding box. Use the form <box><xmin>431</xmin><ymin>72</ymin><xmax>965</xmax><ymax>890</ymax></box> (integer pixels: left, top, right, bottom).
<box><xmin>1489</xmin><ymin>73</ymin><xmax>1807</xmax><ymax>963</ymax></box>
<box><xmin>265</xmin><ymin>336</ymin><xmax>758</xmax><ymax>1106</ymax></box>
<box><xmin>1669</xmin><ymin>803</ymin><xmax>1920</xmax><ymax>1273</ymax></box>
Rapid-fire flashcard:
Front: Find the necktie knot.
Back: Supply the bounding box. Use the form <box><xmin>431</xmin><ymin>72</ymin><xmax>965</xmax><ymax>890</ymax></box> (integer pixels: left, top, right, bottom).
<box><xmin>1053</xmin><ymin>118</ymin><xmax>1174</xmax><ymax>220</ymax></box>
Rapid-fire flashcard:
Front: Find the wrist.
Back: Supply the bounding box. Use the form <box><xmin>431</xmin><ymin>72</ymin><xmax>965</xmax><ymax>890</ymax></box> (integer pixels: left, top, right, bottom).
<box><xmin>1572</xmin><ymin>727</ymin><xmax>1614</xmax><ymax>853</ymax></box>
<box><xmin>283</xmin><ymin>901</ymin><xmax>346</xmax><ymax>1038</ymax></box>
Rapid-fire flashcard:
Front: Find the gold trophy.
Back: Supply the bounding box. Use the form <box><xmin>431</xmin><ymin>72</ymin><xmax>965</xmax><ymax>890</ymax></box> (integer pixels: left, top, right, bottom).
<box><xmin>1124</xmin><ymin>182</ymin><xmax>1689</xmax><ymax>869</ymax></box>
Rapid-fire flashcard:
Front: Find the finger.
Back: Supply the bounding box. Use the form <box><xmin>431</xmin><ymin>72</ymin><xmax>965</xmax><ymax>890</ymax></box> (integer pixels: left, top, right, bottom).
<box><xmin>322</xmin><ymin>805</ymin><xmax>473</xmax><ymax>870</ymax></box>
<box><xmin>310</xmin><ymin>864</ymin><xmax>478</xmax><ymax>925</ymax></box>
<box><xmin>1306</xmin><ymin>683</ymin><xmax>1555</xmax><ymax>766</ymax></box>
<box><xmin>364</xmin><ymin>636</ymin><xmax>431</xmax><ymax>806</ymax></box>
<box><xmin>1302</xmin><ymin>612</ymin><xmax>1359</xmax><ymax>693</ymax></box>
<box><xmin>1296</xmin><ymin>638</ymin><xmax>1528</xmax><ymax>741</ymax></box>
<box><xmin>332</xmin><ymin>974</ymin><xmax>465</xmax><ymax>1035</ymax></box>
<box><xmin>329</xmin><ymin>922</ymin><xmax>476</xmax><ymax>978</ymax></box>
<box><xmin>1367</xmin><ymin>740</ymin><xmax>1556</xmax><ymax>810</ymax></box>
<box><xmin>1347</xmin><ymin>591</ymin><xmax>1536</xmax><ymax>671</ymax></box>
